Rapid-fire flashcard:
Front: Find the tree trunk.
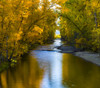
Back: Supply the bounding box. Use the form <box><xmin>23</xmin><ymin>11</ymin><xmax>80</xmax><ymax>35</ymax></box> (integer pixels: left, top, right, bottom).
<box><xmin>94</xmin><ymin>12</ymin><xmax>98</xmax><ymax>29</ymax></box>
<box><xmin>6</xmin><ymin>36</ymin><xmax>8</xmax><ymax>61</ymax></box>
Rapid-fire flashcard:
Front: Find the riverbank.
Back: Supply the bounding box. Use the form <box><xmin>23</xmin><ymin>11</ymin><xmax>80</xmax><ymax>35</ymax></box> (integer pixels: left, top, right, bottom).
<box><xmin>74</xmin><ymin>51</ymin><xmax>100</xmax><ymax>66</ymax></box>
<box><xmin>35</xmin><ymin>40</ymin><xmax>100</xmax><ymax>67</ymax></box>
<box><xmin>0</xmin><ymin>41</ymin><xmax>54</xmax><ymax>73</ymax></box>
<box><xmin>57</xmin><ymin>44</ymin><xmax>100</xmax><ymax>66</ymax></box>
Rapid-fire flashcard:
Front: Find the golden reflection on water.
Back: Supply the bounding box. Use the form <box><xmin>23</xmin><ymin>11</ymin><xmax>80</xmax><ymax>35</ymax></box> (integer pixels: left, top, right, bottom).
<box><xmin>62</xmin><ymin>54</ymin><xmax>100</xmax><ymax>88</ymax></box>
<box><xmin>0</xmin><ymin>52</ymin><xmax>100</xmax><ymax>88</ymax></box>
<box><xmin>0</xmin><ymin>55</ymin><xmax>44</xmax><ymax>88</ymax></box>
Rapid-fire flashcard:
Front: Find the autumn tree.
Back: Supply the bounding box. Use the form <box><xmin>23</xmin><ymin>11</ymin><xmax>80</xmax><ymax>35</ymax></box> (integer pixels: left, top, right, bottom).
<box><xmin>59</xmin><ymin>0</ymin><xmax>100</xmax><ymax>51</ymax></box>
<box><xmin>0</xmin><ymin>0</ymin><xmax>57</xmax><ymax>62</ymax></box>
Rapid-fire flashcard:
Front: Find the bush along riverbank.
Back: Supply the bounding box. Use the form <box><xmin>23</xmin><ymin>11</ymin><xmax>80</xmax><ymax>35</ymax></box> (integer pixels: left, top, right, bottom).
<box><xmin>0</xmin><ymin>54</ymin><xmax>18</xmax><ymax>72</ymax></box>
<box><xmin>0</xmin><ymin>61</ymin><xmax>9</xmax><ymax>72</ymax></box>
<box><xmin>0</xmin><ymin>55</ymin><xmax>8</xmax><ymax>72</ymax></box>
<box><xmin>0</xmin><ymin>44</ymin><xmax>35</xmax><ymax>73</ymax></box>
<box><xmin>0</xmin><ymin>39</ymin><xmax>54</xmax><ymax>73</ymax></box>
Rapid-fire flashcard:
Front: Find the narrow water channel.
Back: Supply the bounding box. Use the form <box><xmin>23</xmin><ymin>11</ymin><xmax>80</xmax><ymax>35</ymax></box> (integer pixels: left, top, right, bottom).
<box><xmin>0</xmin><ymin>39</ymin><xmax>100</xmax><ymax>88</ymax></box>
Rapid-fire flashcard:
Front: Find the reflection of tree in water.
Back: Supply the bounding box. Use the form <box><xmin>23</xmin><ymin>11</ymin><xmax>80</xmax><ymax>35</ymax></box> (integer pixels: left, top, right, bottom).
<box><xmin>0</xmin><ymin>55</ymin><xmax>44</xmax><ymax>88</ymax></box>
<box><xmin>62</xmin><ymin>54</ymin><xmax>100</xmax><ymax>88</ymax></box>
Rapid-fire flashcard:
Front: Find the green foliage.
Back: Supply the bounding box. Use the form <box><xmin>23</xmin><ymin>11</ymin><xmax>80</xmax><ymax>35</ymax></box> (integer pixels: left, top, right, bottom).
<box><xmin>0</xmin><ymin>62</ymin><xmax>9</xmax><ymax>72</ymax></box>
<box><xmin>75</xmin><ymin>38</ymin><xmax>87</xmax><ymax>49</ymax></box>
<box><xmin>60</xmin><ymin>0</ymin><xmax>100</xmax><ymax>52</ymax></box>
<box><xmin>91</xmin><ymin>28</ymin><xmax>100</xmax><ymax>51</ymax></box>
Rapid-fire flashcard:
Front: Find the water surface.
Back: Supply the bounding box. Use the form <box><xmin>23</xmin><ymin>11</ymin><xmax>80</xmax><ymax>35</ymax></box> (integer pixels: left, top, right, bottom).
<box><xmin>0</xmin><ymin>39</ymin><xmax>100</xmax><ymax>88</ymax></box>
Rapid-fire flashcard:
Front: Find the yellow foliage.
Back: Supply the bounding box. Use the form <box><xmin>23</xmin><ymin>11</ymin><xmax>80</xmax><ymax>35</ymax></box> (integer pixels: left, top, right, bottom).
<box><xmin>55</xmin><ymin>34</ymin><xmax>61</xmax><ymax>39</ymax></box>
<box><xmin>33</xmin><ymin>25</ymin><xmax>43</xmax><ymax>34</ymax></box>
<box><xmin>55</xmin><ymin>0</ymin><xmax>66</xmax><ymax>4</ymax></box>
<box><xmin>0</xmin><ymin>0</ymin><xmax>57</xmax><ymax>60</ymax></box>
<box><xmin>75</xmin><ymin>38</ymin><xmax>87</xmax><ymax>48</ymax></box>
<box><xmin>26</xmin><ymin>1</ymin><xmax>32</xmax><ymax>7</ymax></box>
<box><xmin>91</xmin><ymin>1</ymin><xmax>97</xmax><ymax>7</ymax></box>
<box><xmin>15</xmin><ymin>31</ymin><xmax>22</xmax><ymax>41</ymax></box>
<box><xmin>76</xmin><ymin>38</ymin><xmax>87</xmax><ymax>44</ymax></box>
